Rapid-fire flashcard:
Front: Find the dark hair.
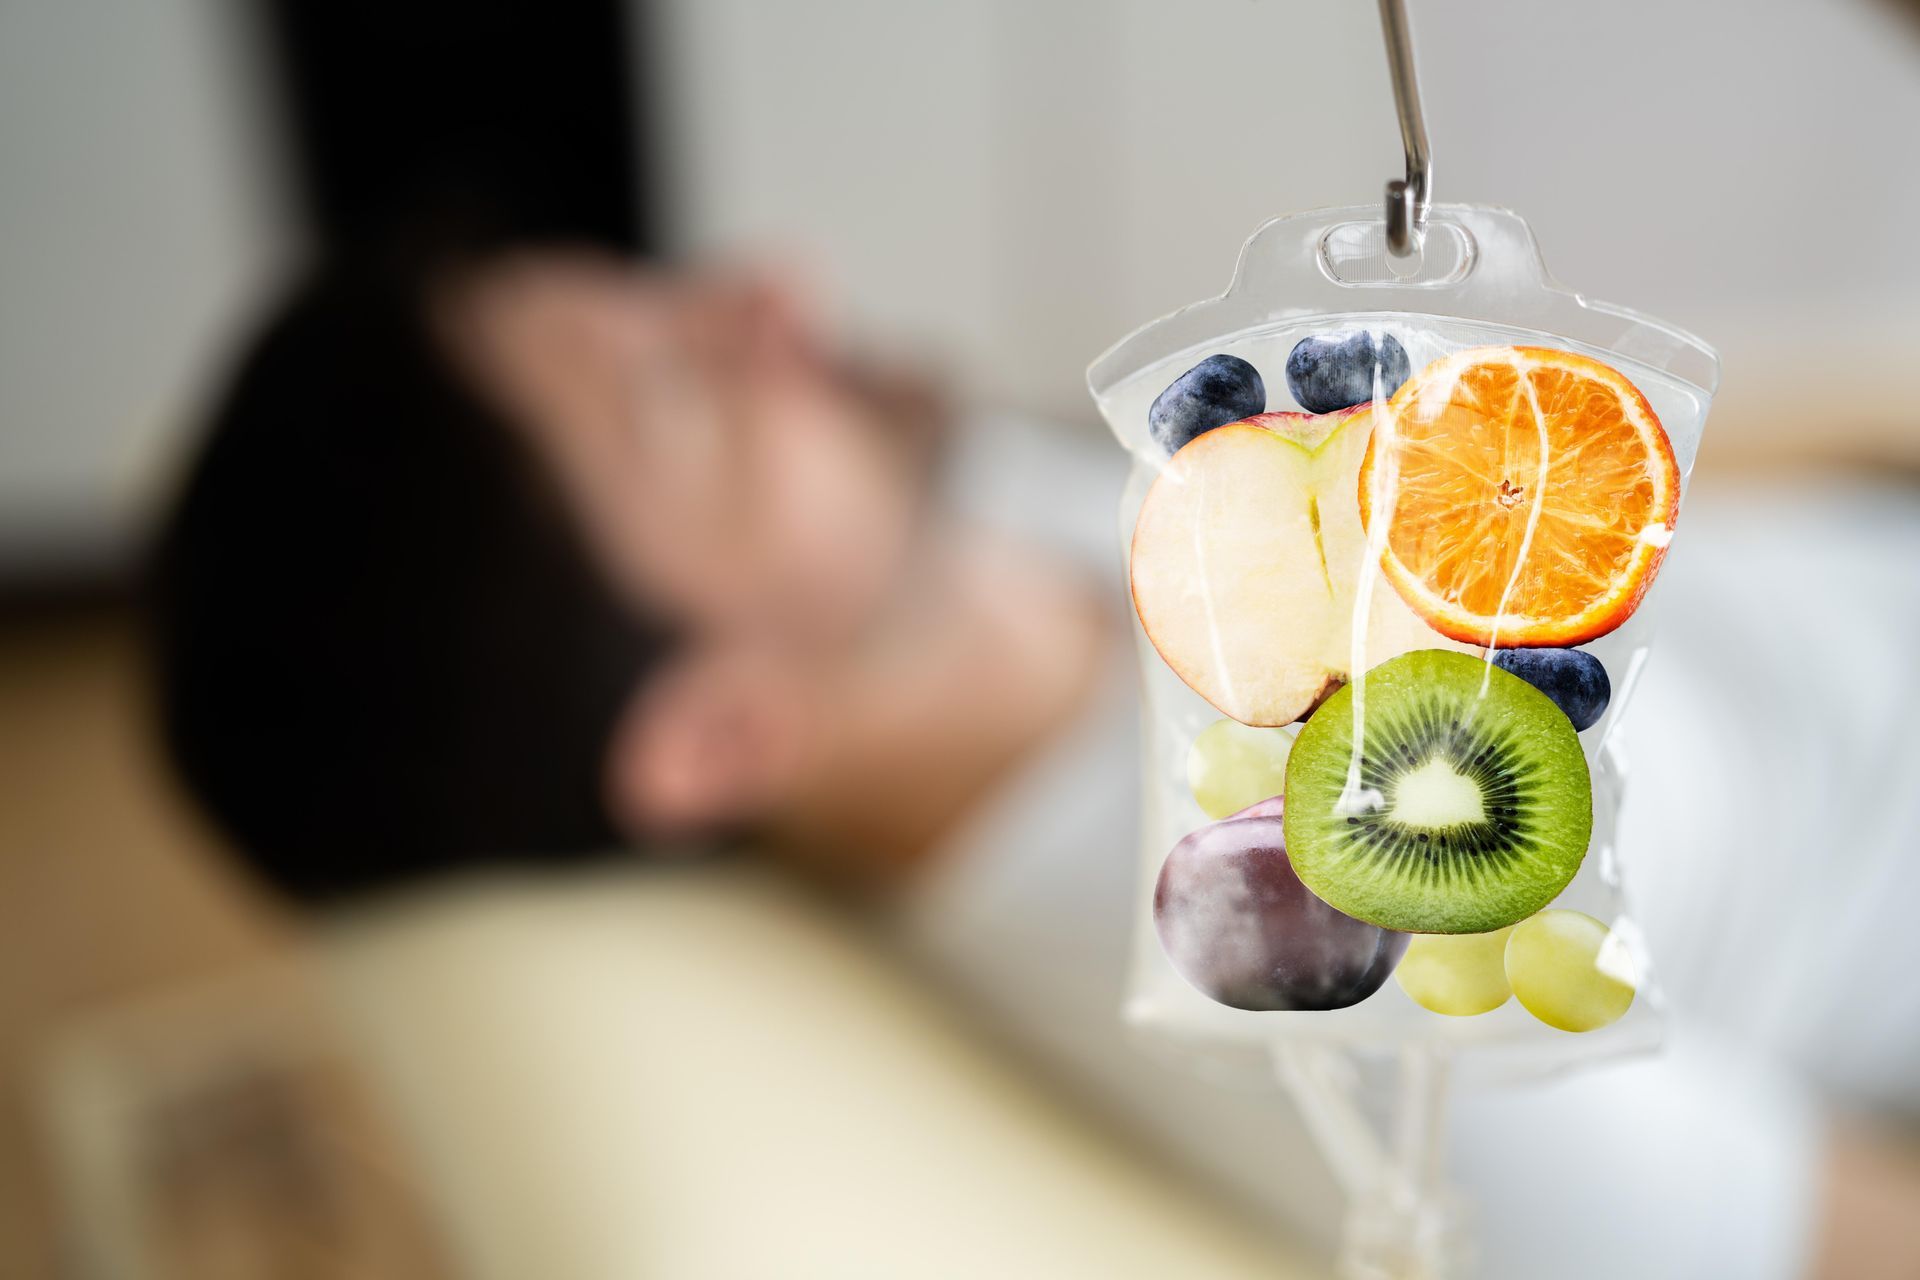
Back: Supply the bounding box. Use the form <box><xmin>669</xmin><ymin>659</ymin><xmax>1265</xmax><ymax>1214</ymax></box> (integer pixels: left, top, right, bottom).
<box><xmin>148</xmin><ymin>255</ymin><xmax>673</xmax><ymax>903</ymax></box>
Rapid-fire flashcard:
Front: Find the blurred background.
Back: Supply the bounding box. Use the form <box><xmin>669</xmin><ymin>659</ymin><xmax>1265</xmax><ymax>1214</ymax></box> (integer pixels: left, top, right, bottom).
<box><xmin>3</xmin><ymin>1</ymin><xmax>1919</xmax><ymax>1277</ymax></box>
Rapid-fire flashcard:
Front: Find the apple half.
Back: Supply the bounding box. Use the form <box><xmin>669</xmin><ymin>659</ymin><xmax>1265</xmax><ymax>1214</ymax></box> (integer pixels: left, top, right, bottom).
<box><xmin>1130</xmin><ymin>409</ymin><xmax>1473</xmax><ymax>726</ymax></box>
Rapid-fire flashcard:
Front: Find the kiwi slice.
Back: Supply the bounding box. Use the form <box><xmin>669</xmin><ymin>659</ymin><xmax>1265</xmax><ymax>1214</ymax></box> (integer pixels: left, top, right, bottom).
<box><xmin>1283</xmin><ymin>649</ymin><xmax>1592</xmax><ymax>934</ymax></box>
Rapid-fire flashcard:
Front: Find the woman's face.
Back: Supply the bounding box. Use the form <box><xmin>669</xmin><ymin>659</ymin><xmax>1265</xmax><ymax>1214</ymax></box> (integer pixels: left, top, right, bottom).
<box><xmin>447</xmin><ymin>251</ymin><xmax>928</xmax><ymax>654</ymax></box>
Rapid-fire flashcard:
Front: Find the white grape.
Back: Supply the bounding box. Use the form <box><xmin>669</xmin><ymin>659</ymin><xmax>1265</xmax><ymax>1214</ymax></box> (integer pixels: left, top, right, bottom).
<box><xmin>1504</xmin><ymin>910</ymin><xmax>1637</xmax><ymax>1032</ymax></box>
<box><xmin>1394</xmin><ymin>926</ymin><xmax>1514</xmax><ymax>1016</ymax></box>
<box><xmin>1187</xmin><ymin>719</ymin><xmax>1295</xmax><ymax>820</ymax></box>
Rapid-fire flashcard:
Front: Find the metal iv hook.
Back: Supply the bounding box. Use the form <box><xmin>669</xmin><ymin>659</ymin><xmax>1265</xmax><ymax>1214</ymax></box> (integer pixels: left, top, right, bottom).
<box><xmin>1378</xmin><ymin>0</ymin><xmax>1431</xmax><ymax>258</ymax></box>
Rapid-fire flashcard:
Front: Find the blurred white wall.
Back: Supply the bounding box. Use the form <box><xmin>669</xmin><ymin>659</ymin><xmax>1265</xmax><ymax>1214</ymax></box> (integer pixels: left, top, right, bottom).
<box><xmin>0</xmin><ymin>0</ymin><xmax>289</xmax><ymax>577</ymax></box>
<box><xmin>660</xmin><ymin>0</ymin><xmax>1920</xmax><ymax>429</ymax></box>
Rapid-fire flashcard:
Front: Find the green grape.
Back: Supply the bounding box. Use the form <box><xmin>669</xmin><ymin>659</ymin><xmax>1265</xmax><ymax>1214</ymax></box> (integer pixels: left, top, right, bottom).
<box><xmin>1504</xmin><ymin>910</ymin><xmax>1637</xmax><ymax>1032</ymax></box>
<box><xmin>1393</xmin><ymin>926</ymin><xmax>1514</xmax><ymax>1016</ymax></box>
<box><xmin>1187</xmin><ymin>719</ymin><xmax>1295</xmax><ymax>819</ymax></box>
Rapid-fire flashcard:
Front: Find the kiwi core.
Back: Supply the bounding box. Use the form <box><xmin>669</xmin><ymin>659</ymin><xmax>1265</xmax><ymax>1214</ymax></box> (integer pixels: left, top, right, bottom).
<box><xmin>1387</xmin><ymin>758</ymin><xmax>1486</xmax><ymax>828</ymax></box>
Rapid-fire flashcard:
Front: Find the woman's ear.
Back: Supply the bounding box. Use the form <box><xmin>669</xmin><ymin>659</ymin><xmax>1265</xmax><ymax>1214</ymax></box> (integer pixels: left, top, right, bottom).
<box><xmin>602</xmin><ymin>645</ymin><xmax>817</xmax><ymax>841</ymax></box>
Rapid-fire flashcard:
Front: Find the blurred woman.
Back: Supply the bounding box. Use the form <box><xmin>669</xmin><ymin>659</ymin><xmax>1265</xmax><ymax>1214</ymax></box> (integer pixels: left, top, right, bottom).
<box><xmin>151</xmin><ymin>247</ymin><xmax>1107</xmax><ymax>899</ymax></box>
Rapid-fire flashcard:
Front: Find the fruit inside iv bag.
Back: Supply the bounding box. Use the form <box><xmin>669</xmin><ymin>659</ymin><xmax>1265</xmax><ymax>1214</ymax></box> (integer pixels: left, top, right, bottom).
<box><xmin>1122</xmin><ymin>322</ymin><xmax>1690</xmax><ymax>1031</ymax></box>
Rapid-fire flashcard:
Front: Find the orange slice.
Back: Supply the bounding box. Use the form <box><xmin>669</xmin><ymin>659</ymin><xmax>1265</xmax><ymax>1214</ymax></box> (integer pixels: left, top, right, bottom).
<box><xmin>1358</xmin><ymin>346</ymin><xmax>1680</xmax><ymax>647</ymax></box>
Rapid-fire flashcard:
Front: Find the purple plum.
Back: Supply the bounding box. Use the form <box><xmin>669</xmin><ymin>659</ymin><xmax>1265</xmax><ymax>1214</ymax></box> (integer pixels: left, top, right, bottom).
<box><xmin>1154</xmin><ymin>807</ymin><xmax>1407</xmax><ymax>1011</ymax></box>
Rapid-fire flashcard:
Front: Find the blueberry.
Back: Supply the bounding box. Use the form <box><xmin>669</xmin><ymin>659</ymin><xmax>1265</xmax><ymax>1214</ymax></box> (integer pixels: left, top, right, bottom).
<box><xmin>1284</xmin><ymin>332</ymin><xmax>1411</xmax><ymax>414</ymax></box>
<box><xmin>1148</xmin><ymin>354</ymin><xmax>1265</xmax><ymax>455</ymax></box>
<box><xmin>1491</xmin><ymin>648</ymin><xmax>1611</xmax><ymax>732</ymax></box>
